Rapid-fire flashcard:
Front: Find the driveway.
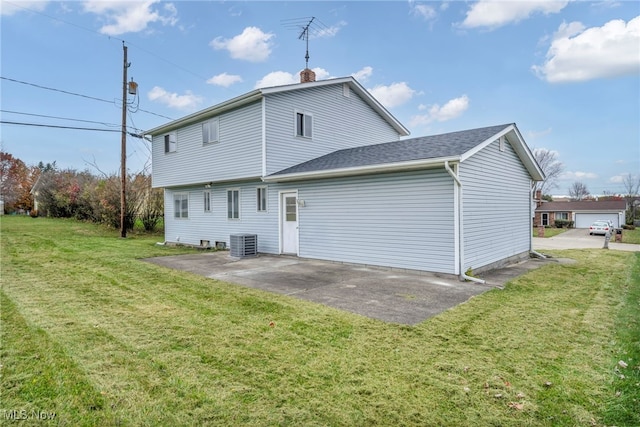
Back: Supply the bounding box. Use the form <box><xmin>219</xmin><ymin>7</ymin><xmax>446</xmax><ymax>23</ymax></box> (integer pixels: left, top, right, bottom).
<box><xmin>533</xmin><ymin>228</ymin><xmax>640</xmax><ymax>252</ymax></box>
<box><xmin>143</xmin><ymin>252</ymin><xmax>555</xmax><ymax>325</ymax></box>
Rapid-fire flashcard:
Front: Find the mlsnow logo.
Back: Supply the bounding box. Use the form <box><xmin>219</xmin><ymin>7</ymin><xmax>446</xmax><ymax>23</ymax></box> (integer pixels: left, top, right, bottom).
<box><xmin>3</xmin><ymin>409</ymin><xmax>57</xmax><ymax>421</ymax></box>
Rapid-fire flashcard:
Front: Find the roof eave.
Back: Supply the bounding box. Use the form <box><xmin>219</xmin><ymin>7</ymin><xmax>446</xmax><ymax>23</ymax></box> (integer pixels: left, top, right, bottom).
<box><xmin>263</xmin><ymin>156</ymin><xmax>460</xmax><ymax>183</ymax></box>
<box><xmin>145</xmin><ymin>90</ymin><xmax>263</xmax><ymax>136</ymax></box>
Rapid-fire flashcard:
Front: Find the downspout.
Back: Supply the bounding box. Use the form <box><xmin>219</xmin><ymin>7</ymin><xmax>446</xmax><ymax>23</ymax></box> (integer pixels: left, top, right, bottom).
<box><xmin>445</xmin><ymin>161</ymin><xmax>486</xmax><ymax>284</ymax></box>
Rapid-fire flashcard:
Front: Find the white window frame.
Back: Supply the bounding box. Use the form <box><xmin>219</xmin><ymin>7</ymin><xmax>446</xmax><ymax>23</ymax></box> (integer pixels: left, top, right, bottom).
<box><xmin>227</xmin><ymin>188</ymin><xmax>240</xmax><ymax>220</ymax></box>
<box><xmin>164</xmin><ymin>132</ymin><xmax>177</xmax><ymax>153</ymax></box>
<box><xmin>173</xmin><ymin>193</ymin><xmax>188</xmax><ymax>219</ymax></box>
<box><xmin>202</xmin><ymin>118</ymin><xmax>219</xmax><ymax>145</ymax></box>
<box><xmin>257</xmin><ymin>186</ymin><xmax>268</xmax><ymax>212</ymax></box>
<box><xmin>557</xmin><ymin>212</ymin><xmax>569</xmax><ymax>221</ymax></box>
<box><xmin>294</xmin><ymin>110</ymin><xmax>313</xmax><ymax>138</ymax></box>
<box><xmin>203</xmin><ymin>190</ymin><xmax>211</xmax><ymax>213</ymax></box>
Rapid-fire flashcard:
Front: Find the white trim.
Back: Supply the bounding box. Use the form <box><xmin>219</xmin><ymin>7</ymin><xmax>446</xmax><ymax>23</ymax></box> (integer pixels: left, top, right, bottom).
<box><xmin>278</xmin><ymin>189</ymin><xmax>299</xmax><ymax>255</ymax></box>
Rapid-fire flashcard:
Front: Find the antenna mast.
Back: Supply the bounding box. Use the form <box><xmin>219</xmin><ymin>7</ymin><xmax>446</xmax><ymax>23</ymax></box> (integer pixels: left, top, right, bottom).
<box><xmin>298</xmin><ymin>16</ymin><xmax>315</xmax><ymax>69</ymax></box>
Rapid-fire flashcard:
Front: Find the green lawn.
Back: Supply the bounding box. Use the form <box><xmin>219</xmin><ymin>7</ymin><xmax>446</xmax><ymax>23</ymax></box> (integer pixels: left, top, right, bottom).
<box><xmin>532</xmin><ymin>227</ymin><xmax>567</xmax><ymax>238</ymax></box>
<box><xmin>2</xmin><ymin>216</ymin><xmax>639</xmax><ymax>426</ymax></box>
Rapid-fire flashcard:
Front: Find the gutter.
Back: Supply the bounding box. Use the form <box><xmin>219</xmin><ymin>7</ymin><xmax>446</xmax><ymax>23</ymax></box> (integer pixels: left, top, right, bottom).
<box><xmin>264</xmin><ymin>156</ymin><xmax>460</xmax><ymax>183</ymax></box>
<box><xmin>445</xmin><ymin>161</ymin><xmax>486</xmax><ymax>284</ymax></box>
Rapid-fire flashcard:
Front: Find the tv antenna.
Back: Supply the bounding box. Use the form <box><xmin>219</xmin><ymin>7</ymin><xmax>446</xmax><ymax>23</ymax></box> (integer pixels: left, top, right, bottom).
<box><xmin>299</xmin><ymin>17</ymin><xmax>314</xmax><ymax>69</ymax></box>
<box><xmin>282</xmin><ymin>16</ymin><xmax>329</xmax><ymax>69</ymax></box>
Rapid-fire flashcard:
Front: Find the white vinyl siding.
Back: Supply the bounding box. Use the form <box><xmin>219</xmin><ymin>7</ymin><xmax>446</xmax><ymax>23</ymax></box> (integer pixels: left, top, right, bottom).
<box><xmin>264</xmin><ymin>84</ymin><xmax>401</xmax><ymax>176</ymax></box>
<box><xmin>163</xmin><ymin>183</ymin><xmax>280</xmax><ymax>253</ymax></box>
<box><xmin>152</xmin><ymin>101</ymin><xmax>262</xmax><ymax>188</ymax></box>
<box><xmin>460</xmin><ymin>136</ymin><xmax>531</xmax><ymax>271</ymax></box>
<box><xmin>294</xmin><ymin>169</ymin><xmax>456</xmax><ymax>273</ymax></box>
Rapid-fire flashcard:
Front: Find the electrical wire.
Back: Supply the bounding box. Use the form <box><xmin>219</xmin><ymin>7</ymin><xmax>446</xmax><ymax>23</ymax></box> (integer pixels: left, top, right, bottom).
<box><xmin>1</xmin><ymin>109</ymin><xmax>145</xmax><ymax>134</ymax></box>
<box><xmin>1</xmin><ymin>77</ymin><xmax>175</xmax><ymax>121</ymax></box>
<box><xmin>0</xmin><ymin>120</ymin><xmax>145</xmax><ymax>138</ymax></box>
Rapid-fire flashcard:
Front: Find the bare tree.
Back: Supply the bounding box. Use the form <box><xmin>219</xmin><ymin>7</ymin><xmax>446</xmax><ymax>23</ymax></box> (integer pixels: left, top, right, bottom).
<box><xmin>622</xmin><ymin>173</ymin><xmax>640</xmax><ymax>224</ymax></box>
<box><xmin>568</xmin><ymin>181</ymin><xmax>590</xmax><ymax>201</ymax></box>
<box><xmin>533</xmin><ymin>148</ymin><xmax>564</xmax><ymax>196</ymax></box>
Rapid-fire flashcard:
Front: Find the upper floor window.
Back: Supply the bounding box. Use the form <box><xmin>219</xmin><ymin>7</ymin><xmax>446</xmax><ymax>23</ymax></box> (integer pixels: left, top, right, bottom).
<box><xmin>173</xmin><ymin>193</ymin><xmax>188</xmax><ymax>219</ymax></box>
<box><xmin>164</xmin><ymin>132</ymin><xmax>177</xmax><ymax>153</ymax></box>
<box><xmin>203</xmin><ymin>118</ymin><xmax>219</xmax><ymax>144</ymax></box>
<box><xmin>295</xmin><ymin>111</ymin><xmax>313</xmax><ymax>138</ymax></box>
<box><xmin>257</xmin><ymin>186</ymin><xmax>267</xmax><ymax>212</ymax></box>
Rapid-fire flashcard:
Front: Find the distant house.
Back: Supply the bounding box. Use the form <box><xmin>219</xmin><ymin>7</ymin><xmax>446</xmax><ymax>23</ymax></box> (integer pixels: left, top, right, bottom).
<box><xmin>534</xmin><ymin>200</ymin><xmax>626</xmax><ymax>228</ymax></box>
<box><xmin>146</xmin><ymin>72</ymin><xmax>544</xmax><ymax>278</ymax></box>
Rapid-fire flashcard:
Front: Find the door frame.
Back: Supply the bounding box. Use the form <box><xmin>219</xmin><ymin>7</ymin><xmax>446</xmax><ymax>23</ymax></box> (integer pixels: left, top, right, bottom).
<box><xmin>279</xmin><ymin>190</ymin><xmax>299</xmax><ymax>255</ymax></box>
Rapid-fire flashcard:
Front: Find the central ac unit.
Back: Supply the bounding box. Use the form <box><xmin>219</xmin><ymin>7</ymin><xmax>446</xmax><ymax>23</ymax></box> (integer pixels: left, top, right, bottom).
<box><xmin>230</xmin><ymin>234</ymin><xmax>258</xmax><ymax>257</ymax></box>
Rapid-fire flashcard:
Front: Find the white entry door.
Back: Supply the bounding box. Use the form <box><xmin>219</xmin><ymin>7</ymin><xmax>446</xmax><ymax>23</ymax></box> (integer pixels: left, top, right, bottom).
<box><xmin>281</xmin><ymin>192</ymin><xmax>298</xmax><ymax>254</ymax></box>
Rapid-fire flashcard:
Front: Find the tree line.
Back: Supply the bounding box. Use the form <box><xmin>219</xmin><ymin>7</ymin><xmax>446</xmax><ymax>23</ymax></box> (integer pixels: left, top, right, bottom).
<box><xmin>0</xmin><ymin>150</ymin><xmax>163</xmax><ymax>232</ymax></box>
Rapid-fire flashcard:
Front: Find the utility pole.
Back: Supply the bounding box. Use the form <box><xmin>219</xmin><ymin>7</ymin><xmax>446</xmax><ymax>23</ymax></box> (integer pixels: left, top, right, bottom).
<box><xmin>120</xmin><ymin>42</ymin><xmax>129</xmax><ymax>238</ymax></box>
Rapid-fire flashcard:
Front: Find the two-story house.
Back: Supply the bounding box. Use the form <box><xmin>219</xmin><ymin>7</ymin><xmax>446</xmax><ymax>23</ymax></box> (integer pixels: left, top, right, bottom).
<box><xmin>146</xmin><ymin>71</ymin><xmax>544</xmax><ymax>279</ymax></box>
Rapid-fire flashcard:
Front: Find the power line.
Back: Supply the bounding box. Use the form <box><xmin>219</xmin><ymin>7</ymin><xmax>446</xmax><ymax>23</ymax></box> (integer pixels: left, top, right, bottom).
<box><xmin>1</xmin><ymin>76</ymin><xmax>113</xmax><ymax>104</ymax></box>
<box><xmin>1</xmin><ymin>109</ymin><xmax>120</xmax><ymax>128</ymax></box>
<box><xmin>0</xmin><ymin>109</ymin><xmax>145</xmax><ymax>134</ymax></box>
<box><xmin>0</xmin><ymin>120</ymin><xmax>145</xmax><ymax>138</ymax></box>
<box><xmin>1</xmin><ymin>76</ymin><xmax>175</xmax><ymax>121</ymax></box>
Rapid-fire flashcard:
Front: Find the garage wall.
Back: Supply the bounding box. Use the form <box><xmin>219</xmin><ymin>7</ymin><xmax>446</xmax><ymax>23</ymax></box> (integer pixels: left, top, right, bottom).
<box><xmin>575</xmin><ymin>213</ymin><xmax>620</xmax><ymax>228</ymax></box>
<box><xmin>295</xmin><ymin>169</ymin><xmax>457</xmax><ymax>274</ymax></box>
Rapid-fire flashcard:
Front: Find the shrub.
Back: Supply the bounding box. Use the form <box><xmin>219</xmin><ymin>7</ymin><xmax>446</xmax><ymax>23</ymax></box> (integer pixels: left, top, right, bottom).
<box><xmin>554</xmin><ymin>219</ymin><xmax>573</xmax><ymax>228</ymax></box>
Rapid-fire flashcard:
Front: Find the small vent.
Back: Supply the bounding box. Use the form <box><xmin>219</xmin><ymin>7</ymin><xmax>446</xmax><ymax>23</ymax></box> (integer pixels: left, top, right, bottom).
<box><xmin>230</xmin><ymin>234</ymin><xmax>258</xmax><ymax>258</ymax></box>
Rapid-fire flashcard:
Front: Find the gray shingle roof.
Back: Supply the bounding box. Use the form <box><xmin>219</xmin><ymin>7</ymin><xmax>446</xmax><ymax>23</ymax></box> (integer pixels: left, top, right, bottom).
<box><xmin>270</xmin><ymin>123</ymin><xmax>513</xmax><ymax>176</ymax></box>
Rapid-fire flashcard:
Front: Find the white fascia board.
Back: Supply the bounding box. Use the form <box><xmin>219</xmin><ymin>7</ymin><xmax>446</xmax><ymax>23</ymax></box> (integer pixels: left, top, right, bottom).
<box><xmin>460</xmin><ymin>124</ymin><xmax>545</xmax><ymax>181</ymax></box>
<box><xmin>263</xmin><ymin>156</ymin><xmax>460</xmax><ymax>183</ymax></box>
<box><xmin>145</xmin><ymin>90</ymin><xmax>262</xmax><ymax>136</ymax></box>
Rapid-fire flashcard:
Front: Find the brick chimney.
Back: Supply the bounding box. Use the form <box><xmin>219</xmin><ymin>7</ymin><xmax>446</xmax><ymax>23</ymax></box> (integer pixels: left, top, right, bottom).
<box><xmin>300</xmin><ymin>68</ymin><xmax>316</xmax><ymax>83</ymax></box>
<box><xmin>535</xmin><ymin>189</ymin><xmax>543</xmax><ymax>207</ymax></box>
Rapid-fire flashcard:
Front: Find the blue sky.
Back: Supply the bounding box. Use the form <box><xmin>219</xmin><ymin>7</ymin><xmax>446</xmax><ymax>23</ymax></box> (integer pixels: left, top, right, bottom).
<box><xmin>1</xmin><ymin>0</ymin><xmax>638</xmax><ymax>196</ymax></box>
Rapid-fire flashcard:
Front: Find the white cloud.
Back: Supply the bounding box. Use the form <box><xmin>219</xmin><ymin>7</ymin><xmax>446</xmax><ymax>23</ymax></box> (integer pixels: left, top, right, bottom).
<box><xmin>254</xmin><ymin>67</ymin><xmax>330</xmax><ymax>89</ymax></box>
<box><xmin>533</xmin><ymin>16</ymin><xmax>640</xmax><ymax>83</ymax></box>
<box><xmin>83</xmin><ymin>1</ymin><xmax>177</xmax><ymax>36</ymax></box>
<box><xmin>460</xmin><ymin>0</ymin><xmax>568</xmax><ymax>29</ymax></box>
<box><xmin>368</xmin><ymin>82</ymin><xmax>415</xmax><ymax>109</ymax></box>
<box><xmin>312</xmin><ymin>20</ymin><xmax>346</xmax><ymax>38</ymax></box>
<box><xmin>147</xmin><ymin>86</ymin><xmax>202</xmax><ymax>110</ymax></box>
<box><xmin>560</xmin><ymin>171</ymin><xmax>599</xmax><ymax>180</ymax></box>
<box><xmin>352</xmin><ymin>66</ymin><xmax>373</xmax><ymax>82</ymax></box>
<box><xmin>255</xmin><ymin>71</ymin><xmax>298</xmax><ymax>88</ymax></box>
<box><xmin>1</xmin><ymin>1</ymin><xmax>49</xmax><ymax>16</ymax></box>
<box><xmin>210</xmin><ymin>27</ymin><xmax>274</xmax><ymax>62</ymax></box>
<box><xmin>410</xmin><ymin>95</ymin><xmax>470</xmax><ymax>126</ymax></box>
<box><xmin>206</xmin><ymin>73</ymin><xmax>243</xmax><ymax>87</ymax></box>
<box><xmin>411</xmin><ymin>2</ymin><xmax>437</xmax><ymax>20</ymax></box>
